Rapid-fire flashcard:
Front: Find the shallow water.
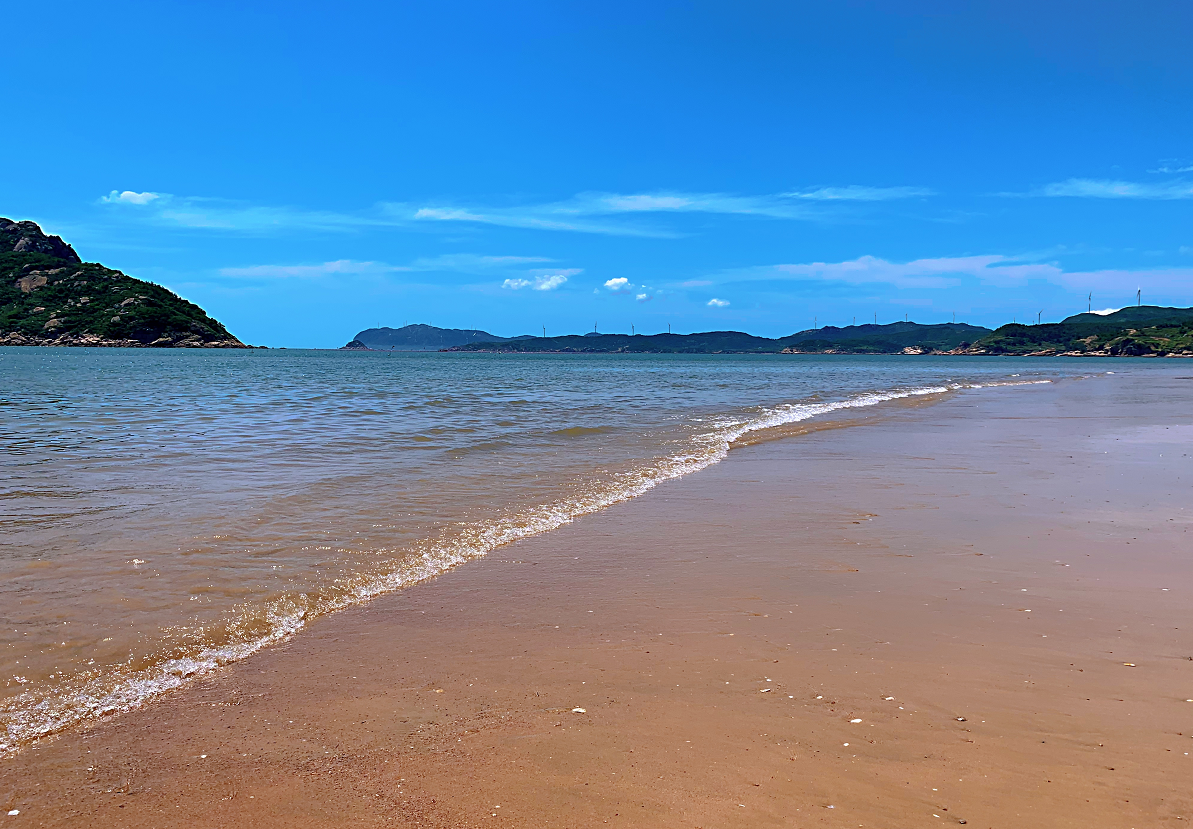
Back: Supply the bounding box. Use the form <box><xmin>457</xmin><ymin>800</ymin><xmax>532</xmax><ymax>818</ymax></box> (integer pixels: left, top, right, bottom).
<box><xmin>0</xmin><ymin>348</ymin><xmax>1127</xmax><ymax>753</ymax></box>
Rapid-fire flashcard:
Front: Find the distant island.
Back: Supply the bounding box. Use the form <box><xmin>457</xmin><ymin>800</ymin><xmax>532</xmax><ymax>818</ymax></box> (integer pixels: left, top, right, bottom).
<box><xmin>1</xmin><ymin>218</ymin><xmax>246</xmax><ymax>348</ymax></box>
<box><xmin>345</xmin><ymin>324</ymin><xmax>535</xmax><ymax>351</ymax></box>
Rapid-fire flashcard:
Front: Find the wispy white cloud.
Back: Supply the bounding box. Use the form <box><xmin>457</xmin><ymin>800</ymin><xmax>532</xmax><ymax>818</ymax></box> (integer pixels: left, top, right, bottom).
<box><xmin>99</xmin><ymin>185</ymin><xmax>933</xmax><ymax>238</ymax></box>
<box><xmin>219</xmin><ymin>260</ymin><xmax>404</xmax><ymax>279</ymax></box>
<box><xmin>1030</xmin><ymin>178</ymin><xmax>1193</xmax><ymax>199</ymax></box>
<box><xmin>1149</xmin><ymin>161</ymin><xmax>1193</xmax><ymax>174</ymax></box>
<box><xmin>730</xmin><ymin>254</ymin><xmax>1193</xmax><ymax>293</ymax></box>
<box><xmin>407</xmin><ymin>253</ymin><xmax>552</xmax><ymax>273</ymax></box>
<box><xmin>1089</xmin><ymin>308</ymin><xmax>1122</xmax><ymax>315</ymax></box>
<box><xmin>636</xmin><ymin>293</ymin><xmax>652</xmax><ymax>302</ymax></box>
<box><xmin>219</xmin><ymin>254</ymin><xmax>567</xmax><ymax>281</ymax></box>
<box><xmin>783</xmin><ymin>185</ymin><xmax>934</xmax><ymax>201</ymax></box>
<box><xmin>604</xmin><ymin>277</ymin><xmax>632</xmax><ymax>292</ymax></box>
<box><xmin>756</xmin><ymin>255</ymin><xmax>1048</xmax><ymax>289</ymax></box>
<box><xmin>707</xmin><ymin>298</ymin><xmax>730</xmax><ymax>307</ymax></box>
<box><xmin>401</xmin><ymin>186</ymin><xmax>934</xmax><ymax>236</ymax></box>
<box><xmin>101</xmin><ymin>191</ymin><xmax>400</xmax><ymax>233</ymax></box>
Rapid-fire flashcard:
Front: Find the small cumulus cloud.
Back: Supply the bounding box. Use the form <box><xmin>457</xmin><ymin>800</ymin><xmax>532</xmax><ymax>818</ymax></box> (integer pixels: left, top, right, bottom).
<box><xmin>604</xmin><ymin>277</ymin><xmax>632</xmax><ymax>292</ymax></box>
<box><xmin>707</xmin><ymin>298</ymin><xmax>730</xmax><ymax>307</ymax></box>
<box><xmin>502</xmin><ymin>269</ymin><xmax>576</xmax><ymax>291</ymax></box>
<box><xmin>636</xmin><ymin>293</ymin><xmax>652</xmax><ymax>302</ymax></box>
<box><xmin>101</xmin><ymin>190</ymin><xmax>161</xmax><ymax>205</ymax></box>
<box><xmin>1089</xmin><ymin>308</ymin><xmax>1122</xmax><ymax>315</ymax></box>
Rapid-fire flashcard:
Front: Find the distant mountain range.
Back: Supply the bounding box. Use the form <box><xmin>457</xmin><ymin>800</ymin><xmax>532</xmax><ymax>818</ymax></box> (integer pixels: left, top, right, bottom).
<box><xmin>347</xmin><ymin>322</ymin><xmax>990</xmax><ymax>354</ymax></box>
<box><xmin>2</xmin><ymin>219</ymin><xmax>246</xmax><ymax>348</ymax></box>
<box><xmin>347</xmin><ymin>309</ymin><xmax>1193</xmax><ymax>357</ymax></box>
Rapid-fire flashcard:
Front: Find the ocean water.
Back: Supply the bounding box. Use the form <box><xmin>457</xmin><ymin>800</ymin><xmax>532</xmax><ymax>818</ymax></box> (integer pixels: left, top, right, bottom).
<box><xmin>0</xmin><ymin>348</ymin><xmax>1103</xmax><ymax>754</ymax></box>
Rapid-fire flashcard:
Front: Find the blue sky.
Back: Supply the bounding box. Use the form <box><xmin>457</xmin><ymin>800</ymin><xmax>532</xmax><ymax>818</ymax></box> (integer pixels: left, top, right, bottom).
<box><xmin>5</xmin><ymin>0</ymin><xmax>1193</xmax><ymax>346</ymax></box>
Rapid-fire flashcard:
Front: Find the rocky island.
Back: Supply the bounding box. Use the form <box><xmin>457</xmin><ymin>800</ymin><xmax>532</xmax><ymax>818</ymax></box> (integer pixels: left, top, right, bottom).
<box><xmin>1</xmin><ymin>218</ymin><xmax>247</xmax><ymax>348</ymax></box>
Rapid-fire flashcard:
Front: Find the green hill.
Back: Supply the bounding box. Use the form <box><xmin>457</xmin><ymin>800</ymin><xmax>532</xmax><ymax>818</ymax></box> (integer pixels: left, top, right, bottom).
<box><xmin>444</xmin><ymin>322</ymin><xmax>990</xmax><ymax>354</ymax></box>
<box><xmin>1</xmin><ymin>218</ymin><xmax>246</xmax><ymax>348</ymax></box>
<box><xmin>779</xmin><ymin>322</ymin><xmax>989</xmax><ymax>354</ymax></box>
<box><xmin>967</xmin><ymin>306</ymin><xmax>1193</xmax><ymax>356</ymax></box>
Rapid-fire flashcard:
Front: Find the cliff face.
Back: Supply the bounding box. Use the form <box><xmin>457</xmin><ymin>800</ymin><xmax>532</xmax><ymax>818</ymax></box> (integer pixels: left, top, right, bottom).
<box><xmin>1</xmin><ymin>218</ymin><xmax>247</xmax><ymax>348</ymax></box>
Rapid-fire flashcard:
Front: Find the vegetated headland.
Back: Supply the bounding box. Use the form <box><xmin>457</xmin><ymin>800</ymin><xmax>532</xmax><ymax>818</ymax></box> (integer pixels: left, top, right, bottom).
<box><xmin>1</xmin><ymin>219</ymin><xmax>247</xmax><ymax>348</ymax></box>
<box><xmin>346</xmin><ymin>309</ymin><xmax>1193</xmax><ymax>356</ymax></box>
<box><xmin>967</xmin><ymin>306</ymin><xmax>1193</xmax><ymax>356</ymax></box>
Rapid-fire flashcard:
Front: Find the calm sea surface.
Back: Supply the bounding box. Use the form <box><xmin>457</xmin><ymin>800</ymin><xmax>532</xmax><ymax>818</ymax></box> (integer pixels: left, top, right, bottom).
<box><xmin>0</xmin><ymin>348</ymin><xmax>1122</xmax><ymax>753</ymax></box>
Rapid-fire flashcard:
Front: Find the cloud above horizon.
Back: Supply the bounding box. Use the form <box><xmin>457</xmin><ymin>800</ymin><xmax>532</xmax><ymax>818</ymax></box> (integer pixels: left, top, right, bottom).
<box><xmin>1025</xmin><ymin>178</ymin><xmax>1193</xmax><ymax>199</ymax></box>
<box><xmin>220</xmin><ymin>254</ymin><xmax>565</xmax><ymax>281</ymax></box>
<box><xmin>404</xmin><ymin>186</ymin><xmax>934</xmax><ymax>236</ymax></box>
<box><xmin>101</xmin><ymin>190</ymin><xmax>161</xmax><ymax>205</ymax></box>
<box><xmin>727</xmin><ymin>254</ymin><xmax>1193</xmax><ymax>294</ymax></box>
<box><xmin>96</xmin><ymin>184</ymin><xmax>934</xmax><ymax>238</ymax></box>
<box><xmin>502</xmin><ymin>268</ymin><xmax>579</xmax><ymax>291</ymax></box>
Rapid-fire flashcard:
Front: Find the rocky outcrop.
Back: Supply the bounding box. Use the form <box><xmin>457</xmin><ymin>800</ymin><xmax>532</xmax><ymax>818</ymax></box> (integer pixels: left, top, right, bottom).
<box><xmin>1</xmin><ymin>218</ymin><xmax>81</xmax><ymax>263</ymax></box>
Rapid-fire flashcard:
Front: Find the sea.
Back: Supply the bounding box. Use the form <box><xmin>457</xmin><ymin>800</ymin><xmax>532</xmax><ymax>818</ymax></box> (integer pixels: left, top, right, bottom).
<box><xmin>0</xmin><ymin>347</ymin><xmax>1123</xmax><ymax>755</ymax></box>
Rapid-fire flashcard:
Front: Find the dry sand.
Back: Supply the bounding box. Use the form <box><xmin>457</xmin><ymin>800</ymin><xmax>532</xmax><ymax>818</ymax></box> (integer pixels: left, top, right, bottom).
<box><xmin>3</xmin><ymin>370</ymin><xmax>1191</xmax><ymax>827</ymax></box>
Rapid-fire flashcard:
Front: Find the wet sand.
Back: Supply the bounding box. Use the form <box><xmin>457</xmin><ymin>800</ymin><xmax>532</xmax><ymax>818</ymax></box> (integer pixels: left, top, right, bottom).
<box><xmin>4</xmin><ymin>370</ymin><xmax>1192</xmax><ymax>827</ymax></box>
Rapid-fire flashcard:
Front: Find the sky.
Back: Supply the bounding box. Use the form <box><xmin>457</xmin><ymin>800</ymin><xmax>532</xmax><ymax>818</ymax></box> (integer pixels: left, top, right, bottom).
<box><xmin>4</xmin><ymin>0</ymin><xmax>1193</xmax><ymax>347</ymax></box>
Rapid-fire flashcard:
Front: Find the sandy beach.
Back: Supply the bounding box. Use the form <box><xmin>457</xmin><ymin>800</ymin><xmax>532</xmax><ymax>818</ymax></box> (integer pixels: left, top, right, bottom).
<box><xmin>3</xmin><ymin>369</ymin><xmax>1191</xmax><ymax>827</ymax></box>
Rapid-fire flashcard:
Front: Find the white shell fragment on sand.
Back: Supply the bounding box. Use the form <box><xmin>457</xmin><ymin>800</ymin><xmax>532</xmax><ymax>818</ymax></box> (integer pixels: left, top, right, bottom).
<box><xmin>850</xmin><ymin>718</ymin><xmax>862</xmax><ymax>723</ymax></box>
<box><xmin>572</xmin><ymin>708</ymin><xmax>586</xmax><ymax>713</ymax></box>
<box><xmin>760</xmin><ymin>688</ymin><xmax>772</xmax><ymax>693</ymax></box>
<box><xmin>1123</xmin><ymin>663</ymin><xmax>1136</xmax><ymax>667</ymax></box>
<box><xmin>7</xmin><ymin>810</ymin><xmax>19</xmax><ymax>816</ymax></box>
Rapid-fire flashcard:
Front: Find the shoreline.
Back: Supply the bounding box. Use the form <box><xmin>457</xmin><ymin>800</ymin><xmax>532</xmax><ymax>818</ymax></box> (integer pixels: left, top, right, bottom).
<box><xmin>4</xmin><ymin>370</ymin><xmax>1192</xmax><ymax>827</ymax></box>
<box><xmin>1</xmin><ymin>381</ymin><xmax>963</xmax><ymax>759</ymax></box>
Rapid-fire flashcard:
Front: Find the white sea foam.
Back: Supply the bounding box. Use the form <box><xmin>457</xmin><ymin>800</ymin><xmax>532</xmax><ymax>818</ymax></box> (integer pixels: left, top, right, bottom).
<box><xmin>0</xmin><ymin>378</ymin><xmax>1049</xmax><ymax>758</ymax></box>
